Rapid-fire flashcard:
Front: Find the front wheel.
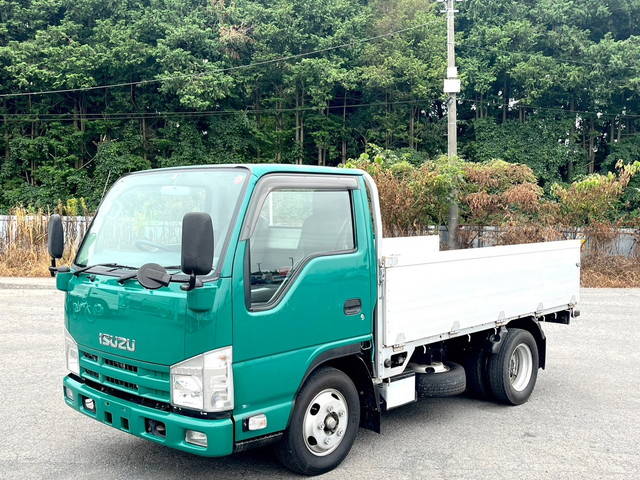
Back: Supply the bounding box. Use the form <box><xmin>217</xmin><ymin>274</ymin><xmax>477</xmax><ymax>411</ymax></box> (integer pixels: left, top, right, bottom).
<box><xmin>275</xmin><ymin>367</ymin><xmax>360</xmax><ymax>475</ymax></box>
<box><xmin>487</xmin><ymin>328</ymin><xmax>539</xmax><ymax>405</ymax></box>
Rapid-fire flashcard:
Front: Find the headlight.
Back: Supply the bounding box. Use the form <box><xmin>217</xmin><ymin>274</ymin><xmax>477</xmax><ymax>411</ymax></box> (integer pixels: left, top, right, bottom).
<box><xmin>170</xmin><ymin>346</ymin><xmax>233</xmax><ymax>412</ymax></box>
<box><xmin>65</xmin><ymin>329</ymin><xmax>80</xmax><ymax>375</ymax></box>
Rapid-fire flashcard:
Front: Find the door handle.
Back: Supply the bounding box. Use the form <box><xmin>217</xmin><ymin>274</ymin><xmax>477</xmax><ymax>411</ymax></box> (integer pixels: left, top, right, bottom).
<box><xmin>343</xmin><ymin>298</ymin><xmax>362</xmax><ymax>315</ymax></box>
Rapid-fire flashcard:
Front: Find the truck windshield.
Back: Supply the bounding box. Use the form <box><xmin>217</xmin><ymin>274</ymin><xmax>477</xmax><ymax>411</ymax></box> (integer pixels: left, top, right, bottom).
<box><xmin>75</xmin><ymin>168</ymin><xmax>248</xmax><ymax>271</ymax></box>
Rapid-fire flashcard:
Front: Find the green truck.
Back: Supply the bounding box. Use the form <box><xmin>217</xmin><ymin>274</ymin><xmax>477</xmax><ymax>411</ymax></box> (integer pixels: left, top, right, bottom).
<box><xmin>50</xmin><ymin>164</ymin><xmax>580</xmax><ymax>475</ymax></box>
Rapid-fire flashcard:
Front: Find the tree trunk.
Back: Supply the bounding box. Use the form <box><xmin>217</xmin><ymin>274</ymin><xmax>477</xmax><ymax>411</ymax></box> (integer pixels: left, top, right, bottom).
<box><xmin>409</xmin><ymin>104</ymin><xmax>415</xmax><ymax>149</ymax></box>
<box><xmin>385</xmin><ymin>91</ymin><xmax>389</xmax><ymax>148</ymax></box>
<box><xmin>141</xmin><ymin>117</ymin><xmax>148</xmax><ymax>164</ymax></box>
<box><xmin>588</xmin><ymin>117</ymin><xmax>595</xmax><ymax>173</ymax></box>
<box><xmin>567</xmin><ymin>97</ymin><xmax>575</xmax><ymax>180</ymax></box>
<box><xmin>275</xmin><ymin>96</ymin><xmax>282</xmax><ymax>163</ymax></box>
<box><xmin>80</xmin><ymin>93</ymin><xmax>86</xmax><ymax>164</ymax></box>
<box><xmin>610</xmin><ymin>120</ymin><xmax>614</xmax><ymax>148</ymax></box>
<box><xmin>28</xmin><ymin>95</ymin><xmax>36</xmax><ymax>183</ymax></box>
<box><xmin>298</xmin><ymin>88</ymin><xmax>305</xmax><ymax>165</ymax></box>
<box><xmin>255</xmin><ymin>89</ymin><xmax>261</xmax><ymax>162</ymax></box>
<box><xmin>502</xmin><ymin>79</ymin><xmax>508</xmax><ymax>123</ymax></box>
<box><xmin>295</xmin><ymin>90</ymin><xmax>300</xmax><ymax>158</ymax></box>
<box><xmin>617</xmin><ymin>119</ymin><xmax>622</xmax><ymax>142</ymax></box>
<box><xmin>341</xmin><ymin>92</ymin><xmax>347</xmax><ymax>163</ymax></box>
<box><xmin>72</xmin><ymin>96</ymin><xmax>82</xmax><ymax>169</ymax></box>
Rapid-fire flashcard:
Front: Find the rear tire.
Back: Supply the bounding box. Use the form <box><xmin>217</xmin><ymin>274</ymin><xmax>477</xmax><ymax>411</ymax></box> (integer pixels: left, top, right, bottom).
<box><xmin>487</xmin><ymin>328</ymin><xmax>539</xmax><ymax>405</ymax></box>
<box><xmin>275</xmin><ymin>367</ymin><xmax>360</xmax><ymax>475</ymax></box>
<box><xmin>415</xmin><ymin>361</ymin><xmax>466</xmax><ymax>398</ymax></box>
<box><xmin>464</xmin><ymin>348</ymin><xmax>491</xmax><ymax>399</ymax></box>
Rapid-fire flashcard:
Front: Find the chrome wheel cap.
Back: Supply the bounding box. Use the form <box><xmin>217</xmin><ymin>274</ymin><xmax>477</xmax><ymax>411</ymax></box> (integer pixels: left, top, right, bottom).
<box><xmin>302</xmin><ymin>388</ymin><xmax>348</xmax><ymax>456</ymax></box>
<box><xmin>509</xmin><ymin>343</ymin><xmax>533</xmax><ymax>392</ymax></box>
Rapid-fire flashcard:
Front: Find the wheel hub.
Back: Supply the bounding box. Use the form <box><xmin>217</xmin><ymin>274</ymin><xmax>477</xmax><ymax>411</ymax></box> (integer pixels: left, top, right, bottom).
<box><xmin>303</xmin><ymin>388</ymin><xmax>348</xmax><ymax>456</ymax></box>
<box><xmin>509</xmin><ymin>343</ymin><xmax>533</xmax><ymax>392</ymax></box>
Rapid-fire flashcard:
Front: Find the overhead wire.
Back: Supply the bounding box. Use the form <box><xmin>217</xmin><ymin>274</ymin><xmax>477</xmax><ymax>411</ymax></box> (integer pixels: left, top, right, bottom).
<box><xmin>0</xmin><ymin>99</ymin><xmax>441</xmax><ymax>122</ymax></box>
<box><xmin>2</xmin><ymin>96</ymin><xmax>638</xmax><ymax>123</ymax></box>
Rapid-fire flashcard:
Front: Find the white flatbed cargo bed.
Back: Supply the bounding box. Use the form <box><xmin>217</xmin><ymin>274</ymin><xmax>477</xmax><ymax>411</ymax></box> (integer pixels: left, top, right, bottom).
<box><xmin>374</xmin><ymin>236</ymin><xmax>581</xmax><ymax>379</ymax></box>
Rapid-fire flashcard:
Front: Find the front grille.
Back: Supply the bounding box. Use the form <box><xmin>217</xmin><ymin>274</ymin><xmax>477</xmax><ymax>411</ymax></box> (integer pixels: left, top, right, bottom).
<box><xmin>105</xmin><ymin>376</ymin><xmax>138</xmax><ymax>391</ymax></box>
<box><xmin>78</xmin><ymin>347</ymin><xmax>170</xmax><ymax>402</ymax></box>
<box><xmin>82</xmin><ymin>367</ymin><xmax>99</xmax><ymax>379</ymax></box>
<box><xmin>104</xmin><ymin>358</ymin><xmax>138</xmax><ymax>373</ymax></box>
<box><xmin>83</xmin><ymin>352</ymin><xmax>98</xmax><ymax>362</ymax></box>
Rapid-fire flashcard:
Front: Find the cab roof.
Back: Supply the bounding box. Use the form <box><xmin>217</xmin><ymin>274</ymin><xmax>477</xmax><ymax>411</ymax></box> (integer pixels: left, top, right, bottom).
<box><xmin>132</xmin><ymin>163</ymin><xmax>364</xmax><ymax>178</ymax></box>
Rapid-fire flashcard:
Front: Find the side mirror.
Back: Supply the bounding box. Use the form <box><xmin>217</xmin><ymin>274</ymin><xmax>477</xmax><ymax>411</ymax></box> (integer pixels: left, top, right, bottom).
<box><xmin>47</xmin><ymin>214</ymin><xmax>65</xmax><ymax>276</ymax></box>
<box><xmin>48</xmin><ymin>214</ymin><xmax>65</xmax><ymax>259</ymax></box>
<box><xmin>181</xmin><ymin>212</ymin><xmax>214</xmax><ymax>282</ymax></box>
<box><xmin>47</xmin><ymin>214</ymin><xmax>64</xmax><ymax>277</ymax></box>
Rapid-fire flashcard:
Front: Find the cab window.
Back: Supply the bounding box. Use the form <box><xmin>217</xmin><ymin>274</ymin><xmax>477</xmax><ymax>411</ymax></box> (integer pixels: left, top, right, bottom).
<box><xmin>249</xmin><ymin>189</ymin><xmax>354</xmax><ymax>305</ymax></box>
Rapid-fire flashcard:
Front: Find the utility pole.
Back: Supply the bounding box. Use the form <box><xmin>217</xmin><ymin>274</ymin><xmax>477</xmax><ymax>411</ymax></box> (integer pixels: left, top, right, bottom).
<box><xmin>439</xmin><ymin>0</ymin><xmax>462</xmax><ymax>249</ymax></box>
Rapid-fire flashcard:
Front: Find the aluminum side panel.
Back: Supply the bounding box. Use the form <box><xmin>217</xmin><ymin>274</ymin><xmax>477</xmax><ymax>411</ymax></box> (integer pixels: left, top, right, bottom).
<box><xmin>382</xmin><ymin>240</ymin><xmax>581</xmax><ymax>347</ymax></box>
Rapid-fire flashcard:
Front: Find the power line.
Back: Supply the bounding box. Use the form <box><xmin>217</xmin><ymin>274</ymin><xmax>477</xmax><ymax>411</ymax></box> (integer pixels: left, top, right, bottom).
<box><xmin>3</xmin><ymin>96</ymin><xmax>638</xmax><ymax>123</ymax></box>
<box><xmin>0</xmin><ymin>23</ymin><xmax>432</xmax><ymax>99</ymax></box>
<box><xmin>0</xmin><ymin>98</ymin><xmax>442</xmax><ymax>122</ymax></box>
<box><xmin>2</xmin><ymin>90</ymin><xmax>639</xmax><ymax>124</ymax></box>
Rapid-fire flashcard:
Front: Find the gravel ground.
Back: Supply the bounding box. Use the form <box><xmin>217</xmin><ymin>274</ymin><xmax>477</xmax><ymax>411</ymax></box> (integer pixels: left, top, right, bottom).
<box><xmin>1</xmin><ymin>280</ymin><xmax>638</xmax><ymax>480</ymax></box>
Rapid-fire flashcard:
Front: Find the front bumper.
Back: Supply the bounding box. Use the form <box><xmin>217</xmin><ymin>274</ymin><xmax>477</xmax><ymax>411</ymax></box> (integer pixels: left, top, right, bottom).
<box><xmin>63</xmin><ymin>375</ymin><xmax>233</xmax><ymax>457</ymax></box>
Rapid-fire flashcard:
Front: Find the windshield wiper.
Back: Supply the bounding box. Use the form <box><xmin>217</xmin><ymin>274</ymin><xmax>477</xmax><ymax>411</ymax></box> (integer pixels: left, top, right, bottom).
<box><xmin>116</xmin><ymin>265</ymin><xmax>183</xmax><ymax>284</ymax></box>
<box><xmin>73</xmin><ymin>263</ymin><xmax>137</xmax><ymax>276</ymax></box>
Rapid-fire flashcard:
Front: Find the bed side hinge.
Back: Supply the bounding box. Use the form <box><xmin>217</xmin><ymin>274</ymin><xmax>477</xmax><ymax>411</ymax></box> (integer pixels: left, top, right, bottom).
<box><xmin>378</xmin><ymin>263</ymin><xmax>386</xmax><ymax>285</ymax></box>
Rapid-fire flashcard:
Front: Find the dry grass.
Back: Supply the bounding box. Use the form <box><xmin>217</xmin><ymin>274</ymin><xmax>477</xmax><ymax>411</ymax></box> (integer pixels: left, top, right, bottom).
<box><xmin>1</xmin><ymin>210</ymin><xmax>638</xmax><ymax>287</ymax></box>
<box><xmin>581</xmin><ymin>255</ymin><xmax>640</xmax><ymax>288</ymax></box>
<box><xmin>0</xmin><ymin>208</ymin><xmax>81</xmax><ymax>277</ymax></box>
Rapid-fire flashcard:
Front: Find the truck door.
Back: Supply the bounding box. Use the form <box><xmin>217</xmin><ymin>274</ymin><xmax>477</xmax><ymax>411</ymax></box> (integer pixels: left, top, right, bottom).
<box><xmin>231</xmin><ymin>174</ymin><xmax>373</xmax><ymax>439</ymax></box>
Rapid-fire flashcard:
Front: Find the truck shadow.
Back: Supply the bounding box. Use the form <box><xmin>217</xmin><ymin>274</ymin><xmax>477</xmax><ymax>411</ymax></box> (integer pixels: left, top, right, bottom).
<box><xmin>101</xmin><ymin>436</ymin><xmax>297</xmax><ymax>479</ymax></box>
<box><xmin>98</xmin><ymin>394</ymin><xmax>501</xmax><ymax>479</ymax></box>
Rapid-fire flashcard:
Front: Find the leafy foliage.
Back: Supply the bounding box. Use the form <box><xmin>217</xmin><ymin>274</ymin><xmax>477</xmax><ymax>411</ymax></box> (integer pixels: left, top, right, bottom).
<box><xmin>346</xmin><ymin>146</ymin><xmax>640</xmax><ymax>232</ymax></box>
<box><xmin>0</xmin><ymin>0</ymin><xmax>639</xmax><ymax>213</ymax></box>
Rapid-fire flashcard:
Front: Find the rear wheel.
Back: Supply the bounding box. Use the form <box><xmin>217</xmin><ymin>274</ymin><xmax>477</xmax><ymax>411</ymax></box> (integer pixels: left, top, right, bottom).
<box><xmin>464</xmin><ymin>348</ymin><xmax>491</xmax><ymax>399</ymax></box>
<box><xmin>487</xmin><ymin>328</ymin><xmax>539</xmax><ymax>405</ymax></box>
<box><xmin>275</xmin><ymin>367</ymin><xmax>360</xmax><ymax>475</ymax></box>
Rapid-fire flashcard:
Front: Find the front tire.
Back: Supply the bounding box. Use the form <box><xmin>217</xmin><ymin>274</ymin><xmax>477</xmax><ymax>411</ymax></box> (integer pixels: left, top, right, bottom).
<box><xmin>487</xmin><ymin>328</ymin><xmax>539</xmax><ymax>405</ymax></box>
<box><xmin>275</xmin><ymin>367</ymin><xmax>360</xmax><ymax>475</ymax></box>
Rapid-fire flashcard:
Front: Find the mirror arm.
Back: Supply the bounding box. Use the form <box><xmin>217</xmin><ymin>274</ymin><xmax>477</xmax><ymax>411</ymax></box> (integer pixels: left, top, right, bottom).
<box><xmin>49</xmin><ymin>263</ymin><xmax>70</xmax><ymax>276</ymax></box>
<box><xmin>181</xmin><ymin>273</ymin><xmax>203</xmax><ymax>291</ymax></box>
<box><xmin>49</xmin><ymin>258</ymin><xmax>57</xmax><ymax>277</ymax></box>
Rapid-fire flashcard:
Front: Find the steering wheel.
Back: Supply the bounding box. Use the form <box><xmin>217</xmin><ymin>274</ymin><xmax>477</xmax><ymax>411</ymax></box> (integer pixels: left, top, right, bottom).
<box><xmin>134</xmin><ymin>239</ymin><xmax>173</xmax><ymax>253</ymax></box>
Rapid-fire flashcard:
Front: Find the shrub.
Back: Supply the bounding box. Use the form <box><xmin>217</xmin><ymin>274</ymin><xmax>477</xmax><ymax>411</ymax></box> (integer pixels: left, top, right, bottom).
<box><xmin>551</xmin><ymin>161</ymin><xmax>640</xmax><ymax>226</ymax></box>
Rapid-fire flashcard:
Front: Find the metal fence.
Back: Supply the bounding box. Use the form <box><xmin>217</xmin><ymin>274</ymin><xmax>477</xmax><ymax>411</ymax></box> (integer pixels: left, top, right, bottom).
<box><xmin>448</xmin><ymin>225</ymin><xmax>640</xmax><ymax>258</ymax></box>
<box><xmin>0</xmin><ymin>215</ymin><xmax>91</xmax><ymax>251</ymax></box>
<box><xmin>1</xmin><ymin>215</ymin><xmax>638</xmax><ymax>258</ymax></box>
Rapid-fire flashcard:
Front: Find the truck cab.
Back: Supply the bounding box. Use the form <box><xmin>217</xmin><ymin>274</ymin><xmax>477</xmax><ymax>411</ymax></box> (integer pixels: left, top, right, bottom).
<box><xmin>53</xmin><ymin>164</ymin><xmax>580</xmax><ymax>475</ymax></box>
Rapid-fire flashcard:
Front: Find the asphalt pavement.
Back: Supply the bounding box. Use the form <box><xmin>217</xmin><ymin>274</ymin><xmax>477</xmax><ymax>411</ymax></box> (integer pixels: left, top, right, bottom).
<box><xmin>1</xmin><ymin>279</ymin><xmax>638</xmax><ymax>479</ymax></box>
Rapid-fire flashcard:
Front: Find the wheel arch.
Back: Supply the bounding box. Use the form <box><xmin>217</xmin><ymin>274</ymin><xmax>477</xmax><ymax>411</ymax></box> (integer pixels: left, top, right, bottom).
<box><xmin>295</xmin><ymin>345</ymin><xmax>381</xmax><ymax>434</ymax></box>
<box><xmin>506</xmin><ymin>317</ymin><xmax>547</xmax><ymax>369</ymax></box>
